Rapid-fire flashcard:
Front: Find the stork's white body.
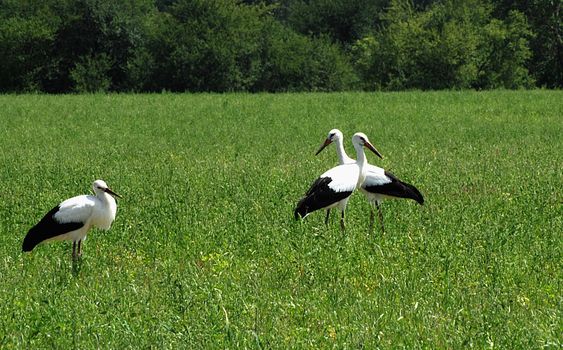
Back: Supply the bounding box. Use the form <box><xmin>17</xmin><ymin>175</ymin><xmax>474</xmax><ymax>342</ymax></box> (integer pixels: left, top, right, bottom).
<box><xmin>45</xmin><ymin>192</ymin><xmax>117</xmax><ymax>243</ymax></box>
<box><xmin>325</xmin><ymin>130</ymin><xmax>393</xmax><ymax>200</ymax></box>
<box><xmin>314</xmin><ymin>163</ymin><xmax>360</xmax><ymax>212</ymax></box>
<box><xmin>23</xmin><ymin>180</ymin><xmax>120</xmax><ymax>259</ymax></box>
<box><xmin>320</xmin><ymin>129</ymin><xmax>423</xmax><ymax>232</ymax></box>
<box><xmin>295</xmin><ymin>133</ymin><xmax>381</xmax><ymax>229</ymax></box>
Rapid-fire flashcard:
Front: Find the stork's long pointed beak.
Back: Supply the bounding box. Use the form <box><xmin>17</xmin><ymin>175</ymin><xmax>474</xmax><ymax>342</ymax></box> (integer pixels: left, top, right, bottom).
<box><xmin>315</xmin><ymin>138</ymin><xmax>332</xmax><ymax>155</ymax></box>
<box><xmin>104</xmin><ymin>187</ymin><xmax>122</xmax><ymax>199</ymax></box>
<box><xmin>364</xmin><ymin>141</ymin><xmax>384</xmax><ymax>159</ymax></box>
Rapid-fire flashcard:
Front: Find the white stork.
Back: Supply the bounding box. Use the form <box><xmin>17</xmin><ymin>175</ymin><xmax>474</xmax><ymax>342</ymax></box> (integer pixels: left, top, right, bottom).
<box><xmin>22</xmin><ymin>179</ymin><xmax>121</xmax><ymax>260</ymax></box>
<box><xmin>316</xmin><ymin>129</ymin><xmax>424</xmax><ymax>233</ymax></box>
<box><xmin>295</xmin><ymin>132</ymin><xmax>383</xmax><ymax>230</ymax></box>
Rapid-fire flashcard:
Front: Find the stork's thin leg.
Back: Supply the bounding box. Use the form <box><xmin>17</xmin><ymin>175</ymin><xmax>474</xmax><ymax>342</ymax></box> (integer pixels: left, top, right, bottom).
<box><xmin>369</xmin><ymin>206</ymin><xmax>375</xmax><ymax>233</ymax></box>
<box><xmin>340</xmin><ymin>211</ymin><xmax>346</xmax><ymax>231</ymax></box>
<box><xmin>77</xmin><ymin>240</ymin><xmax>82</xmax><ymax>258</ymax></box>
<box><xmin>376</xmin><ymin>202</ymin><xmax>385</xmax><ymax>233</ymax></box>
<box><xmin>325</xmin><ymin>209</ymin><xmax>331</xmax><ymax>226</ymax></box>
<box><xmin>72</xmin><ymin>241</ymin><xmax>77</xmax><ymax>260</ymax></box>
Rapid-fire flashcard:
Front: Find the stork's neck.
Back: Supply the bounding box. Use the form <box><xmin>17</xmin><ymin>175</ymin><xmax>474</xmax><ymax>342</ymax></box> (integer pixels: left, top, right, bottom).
<box><xmin>97</xmin><ymin>192</ymin><xmax>115</xmax><ymax>206</ymax></box>
<box><xmin>354</xmin><ymin>143</ymin><xmax>368</xmax><ymax>186</ymax></box>
<box><xmin>335</xmin><ymin>138</ymin><xmax>353</xmax><ymax>165</ymax></box>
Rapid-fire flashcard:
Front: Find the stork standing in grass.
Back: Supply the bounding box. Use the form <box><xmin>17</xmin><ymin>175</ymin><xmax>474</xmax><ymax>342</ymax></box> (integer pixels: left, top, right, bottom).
<box><xmin>295</xmin><ymin>132</ymin><xmax>383</xmax><ymax>230</ymax></box>
<box><xmin>316</xmin><ymin>129</ymin><xmax>424</xmax><ymax>233</ymax></box>
<box><xmin>22</xmin><ymin>179</ymin><xmax>121</xmax><ymax>260</ymax></box>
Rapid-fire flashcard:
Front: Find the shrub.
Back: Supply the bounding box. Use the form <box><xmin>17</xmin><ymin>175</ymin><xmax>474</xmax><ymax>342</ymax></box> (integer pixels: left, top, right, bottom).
<box><xmin>70</xmin><ymin>54</ymin><xmax>112</xmax><ymax>93</ymax></box>
<box><xmin>351</xmin><ymin>0</ymin><xmax>533</xmax><ymax>90</ymax></box>
<box><xmin>255</xmin><ymin>19</ymin><xmax>357</xmax><ymax>92</ymax></box>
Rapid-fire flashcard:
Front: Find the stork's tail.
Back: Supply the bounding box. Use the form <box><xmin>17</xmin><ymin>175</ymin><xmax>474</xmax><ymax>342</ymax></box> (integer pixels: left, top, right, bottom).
<box><xmin>403</xmin><ymin>181</ymin><xmax>424</xmax><ymax>205</ymax></box>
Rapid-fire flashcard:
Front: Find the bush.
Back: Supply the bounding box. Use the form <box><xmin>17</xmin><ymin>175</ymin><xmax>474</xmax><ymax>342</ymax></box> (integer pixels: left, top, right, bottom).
<box><xmin>0</xmin><ymin>3</ymin><xmax>59</xmax><ymax>92</ymax></box>
<box><xmin>70</xmin><ymin>54</ymin><xmax>112</xmax><ymax>93</ymax></box>
<box><xmin>135</xmin><ymin>0</ymin><xmax>267</xmax><ymax>92</ymax></box>
<box><xmin>255</xmin><ymin>19</ymin><xmax>357</xmax><ymax>91</ymax></box>
<box><xmin>41</xmin><ymin>0</ymin><xmax>153</xmax><ymax>92</ymax></box>
<box><xmin>351</xmin><ymin>0</ymin><xmax>533</xmax><ymax>90</ymax></box>
<box><xmin>476</xmin><ymin>10</ymin><xmax>534</xmax><ymax>89</ymax></box>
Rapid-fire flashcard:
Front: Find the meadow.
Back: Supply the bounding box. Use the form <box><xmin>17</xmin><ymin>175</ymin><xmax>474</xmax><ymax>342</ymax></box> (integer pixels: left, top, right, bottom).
<box><xmin>0</xmin><ymin>91</ymin><xmax>561</xmax><ymax>348</ymax></box>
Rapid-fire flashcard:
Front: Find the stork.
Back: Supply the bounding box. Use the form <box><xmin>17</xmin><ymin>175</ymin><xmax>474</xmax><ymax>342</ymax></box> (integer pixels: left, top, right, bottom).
<box><xmin>22</xmin><ymin>179</ymin><xmax>121</xmax><ymax>260</ymax></box>
<box><xmin>316</xmin><ymin>129</ymin><xmax>424</xmax><ymax>233</ymax></box>
<box><xmin>295</xmin><ymin>132</ymin><xmax>383</xmax><ymax>230</ymax></box>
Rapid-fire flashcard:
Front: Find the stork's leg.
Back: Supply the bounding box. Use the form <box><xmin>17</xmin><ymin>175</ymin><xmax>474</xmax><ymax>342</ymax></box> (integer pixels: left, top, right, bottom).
<box><xmin>72</xmin><ymin>241</ymin><xmax>77</xmax><ymax>260</ymax></box>
<box><xmin>340</xmin><ymin>211</ymin><xmax>346</xmax><ymax>231</ymax></box>
<box><xmin>376</xmin><ymin>202</ymin><xmax>385</xmax><ymax>233</ymax></box>
<box><xmin>325</xmin><ymin>209</ymin><xmax>331</xmax><ymax>226</ymax></box>
<box><xmin>77</xmin><ymin>240</ymin><xmax>82</xmax><ymax>258</ymax></box>
<box><xmin>369</xmin><ymin>206</ymin><xmax>375</xmax><ymax>233</ymax></box>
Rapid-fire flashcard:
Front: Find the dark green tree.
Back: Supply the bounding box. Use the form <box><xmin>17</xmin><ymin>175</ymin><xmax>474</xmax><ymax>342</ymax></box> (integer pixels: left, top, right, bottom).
<box><xmin>351</xmin><ymin>0</ymin><xmax>533</xmax><ymax>90</ymax></box>
<box><xmin>285</xmin><ymin>0</ymin><xmax>386</xmax><ymax>46</ymax></box>
<box><xmin>493</xmin><ymin>0</ymin><xmax>562</xmax><ymax>87</ymax></box>
<box><xmin>0</xmin><ymin>0</ymin><xmax>62</xmax><ymax>92</ymax></box>
<box><xmin>255</xmin><ymin>18</ymin><xmax>356</xmax><ymax>91</ymax></box>
<box><xmin>131</xmin><ymin>0</ymin><xmax>267</xmax><ymax>92</ymax></box>
<box><xmin>50</xmin><ymin>0</ymin><xmax>154</xmax><ymax>92</ymax></box>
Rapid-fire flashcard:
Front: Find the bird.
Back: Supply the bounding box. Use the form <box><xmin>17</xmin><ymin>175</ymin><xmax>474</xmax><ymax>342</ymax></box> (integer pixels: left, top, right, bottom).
<box><xmin>295</xmin><ymin>132</ymin><xmax>383</xmax><ymax>230</ymax></box>
<box><xmin>316</xmin><ymin>129</ymin><xmax>424</xmax><ymax>233</ymax></box>
<box><xmin>22</xmin><ymin>179</ymin><xmax>121</xmax><ymax>260</ymax></box>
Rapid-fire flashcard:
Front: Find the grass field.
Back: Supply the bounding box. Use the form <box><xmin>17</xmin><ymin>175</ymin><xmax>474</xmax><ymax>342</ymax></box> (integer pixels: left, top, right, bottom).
<box><xmin>0</xmin><ymin>91</ymin><xmax>561</xmax><ymax>348</ymax></box>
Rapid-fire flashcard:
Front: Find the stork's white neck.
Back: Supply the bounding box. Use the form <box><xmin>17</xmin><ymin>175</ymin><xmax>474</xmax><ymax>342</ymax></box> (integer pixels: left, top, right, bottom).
<box><xmin>96</xmin><ymin>191</ymin><xmax>116</xmax><ymax>207</ymax></box>
<box><xmin>354</xmin><ymin>142</ymin><xmax>368</xmax><ymax>186</ymax></box>
<box><xmin>334</xmin><ymin>137</ymin><xmax>354</xmax><ymax>165</ymax></box>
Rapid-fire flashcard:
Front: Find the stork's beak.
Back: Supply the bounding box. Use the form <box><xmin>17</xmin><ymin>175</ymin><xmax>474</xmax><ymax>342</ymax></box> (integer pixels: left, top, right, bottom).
<box><xmin>315</xmin><ymin>138</ymin><xmax>332</xmax><ymax>155</ymax></box>
<box><xmin>104</xmin><ymin>187</ymin><xmax>122</xmax><ymax>199</ymax></box>
<box><xmin>364</xmin><ymin>141</ymin><xmax>384</xmax><ymax>159</ymax></box>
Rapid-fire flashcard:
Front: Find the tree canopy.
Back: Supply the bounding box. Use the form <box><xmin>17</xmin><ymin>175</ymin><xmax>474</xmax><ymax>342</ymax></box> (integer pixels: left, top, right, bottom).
<box><xmin>0</xmin><ymin>0</ymin><xmax>560</xmax><ymax>93</ymax></box>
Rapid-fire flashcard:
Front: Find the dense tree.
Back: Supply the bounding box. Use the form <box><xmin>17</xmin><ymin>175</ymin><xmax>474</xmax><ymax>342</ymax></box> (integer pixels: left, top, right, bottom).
<box><xmin>0</xmin><ymin>0</ymin><xmax>559</xmax><ymax>92</ymax></box>
<box><xmin>284</xmin><ymin>0</ymin><xmax>385</xmax><ymax>46</ymax></box>
<box><xmin>255</xmin><ymin>19</ymin><xmax>357</xmax><ymax>91</ymax></box>
<box><xmin>50</xmin><ymin>0</ymin><xmax>154</xmax><ymax>92</ymax></box>
<box><xmin>0</xmin><ymin>0</ymin><xmax>61</xmax><ymax>92</ymax></box>
<box><xmin>133</xmin><ymin>0</ymin><xmax>267</xmax><ymax>92</ymax></box>
<box><xmin>493</xmin><ymin>0</ymin><xmax>562</xmax><ymax>88</ymax></box>
<box><xmin>352</xmin><ymin>0</ymin><xmax>534</xmax><ymax>90</ymax></box>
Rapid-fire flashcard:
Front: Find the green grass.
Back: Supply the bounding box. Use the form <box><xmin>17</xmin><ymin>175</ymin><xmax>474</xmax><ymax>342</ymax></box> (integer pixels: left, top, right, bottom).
<box><xmin>0</xmin><ymin>91</ymin><xmax>561</xmax><ymax>348</ymax></box>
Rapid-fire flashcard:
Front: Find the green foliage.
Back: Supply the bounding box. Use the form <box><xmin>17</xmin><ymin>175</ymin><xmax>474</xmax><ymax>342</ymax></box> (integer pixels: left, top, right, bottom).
<box><xmin>256</xmin><ymin>19</ymin><xmax>357</xmax><ymax>91</ymax></box>
<box><xmin>138</xmin><ymin>0</ymin><xmax>267</xmax><ymax>92</ymax></box>
<box><xmin>0</xmin><ymin>91</ymin><xmax>561</xmax><ymax>347</ymax></box>
<box><xmin>285</xmin><ymin>0</ymin><xmax>386</xmax><ymax>45</ymax></box>
<box><xmin>129</xmin><ymin>0</ymin><xmax>355</xmax><ymax>92</ymax></box>
<box><xmin>0</xmin><ymin>0</ymin><xmax>558</xmax><ymax>91</ymax></box>
<box><xmin>493</xmin><ymin>0</ymin><xmax>562</xmax><ymax>88</ymax></box>
<box><xmin>476</xmin><ymin>10</ymin><xmax>534</xmax><ymax>88</ymax></box>
<box><xmin>352</xmin><ymin>0</ymin><xmax>534</xmax><ymax>90</ymax></box>
<box><xmin>47</xmin><ymin>0</ymin><xmax>153</xmax><ymax>92</ymax></box>
<box><xmin>0</xmin><ymin>1</ymin><xmax>60</xmax><ymax>92</ymax></box>
<box><xmin>70</xmin><ymin>53</ymin><xmax>113</xmax><ymax>93</ymax></box>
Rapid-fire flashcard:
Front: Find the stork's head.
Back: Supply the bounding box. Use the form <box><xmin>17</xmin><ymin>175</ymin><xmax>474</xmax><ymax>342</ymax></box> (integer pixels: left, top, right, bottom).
<box><xmin>316</xmin><ymin>129</ymin><xmax>344</xmax><ymax>155</ymax></box>
<box><xmin>352</xmin><ymin>132</ymin><xmax>383</xmax><ymax>159</ymax></box>
<box><xmin>93</xmin><ymin>179</ymin><xmax>121</xmax><ymax>198</ymax></box>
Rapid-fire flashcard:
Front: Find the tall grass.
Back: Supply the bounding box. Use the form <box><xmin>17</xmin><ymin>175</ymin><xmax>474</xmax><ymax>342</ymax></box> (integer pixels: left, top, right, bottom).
<box><xmin>0</xmin><ymin>91</ymin><xmax>561</xmax><ymax>348</ymax></box>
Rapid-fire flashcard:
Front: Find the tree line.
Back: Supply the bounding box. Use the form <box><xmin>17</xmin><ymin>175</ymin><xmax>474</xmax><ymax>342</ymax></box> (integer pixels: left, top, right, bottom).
<box><xmin>0</xmin><ymin>0</ymin><xmax>560</xmax><ymax>93</ymax></box>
